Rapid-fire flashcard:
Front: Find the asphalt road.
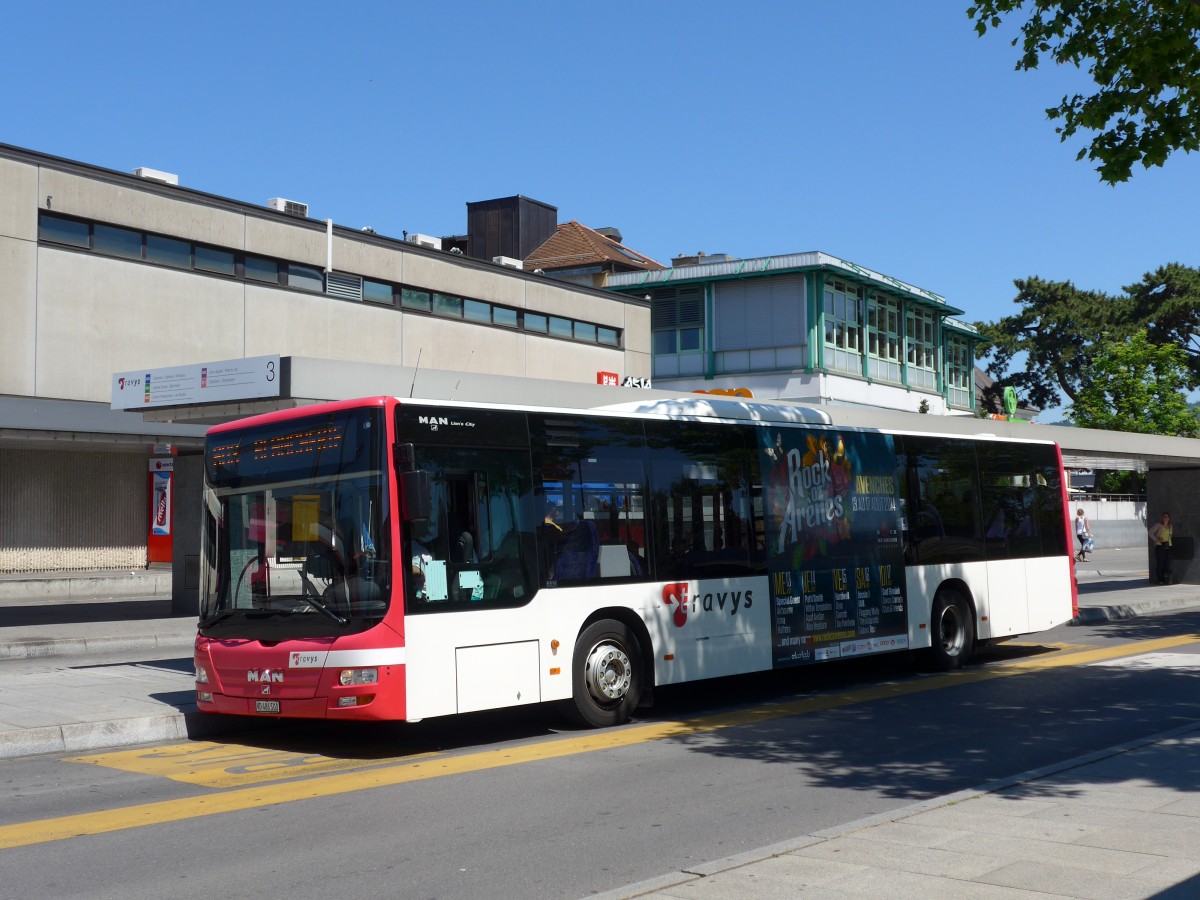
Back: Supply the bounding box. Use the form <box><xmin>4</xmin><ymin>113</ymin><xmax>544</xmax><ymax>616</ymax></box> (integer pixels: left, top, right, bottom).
<box><xmin>1</xmin><ymin>610</ymin><xmax>1199</xmax><ymax>899</ymax></box>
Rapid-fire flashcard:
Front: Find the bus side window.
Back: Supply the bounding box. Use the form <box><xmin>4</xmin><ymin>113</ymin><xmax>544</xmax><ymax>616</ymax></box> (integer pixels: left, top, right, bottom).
<box><xmin>897</xmin><ymin>435</ymin><xmax>985</xmax><ymax>566</ymax></box>
<box><xmin>645</xmin><ymin>420</ymin><xmax>762</xmax><ymax>579</ymax></box>
<box><xmin>405</xmin><ymin>449</ymin><xmax>537</xmax><ymax>610</ymax></box>
<box><xmin>530</xmin><ymin>414</ymin><xmax>648</xmax><ymax>586</ymax></box>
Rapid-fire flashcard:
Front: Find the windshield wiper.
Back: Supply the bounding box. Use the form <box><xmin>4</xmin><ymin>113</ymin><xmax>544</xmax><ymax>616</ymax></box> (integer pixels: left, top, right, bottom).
<box><xmin>300</xmin><ymin>594</ymin><xmax>348</xmax><ymax>626</ymax></box>
<box><xmin>198</xmin><ymin>610</ymin><xmax>235</xmax><ymax>628</ymax></box>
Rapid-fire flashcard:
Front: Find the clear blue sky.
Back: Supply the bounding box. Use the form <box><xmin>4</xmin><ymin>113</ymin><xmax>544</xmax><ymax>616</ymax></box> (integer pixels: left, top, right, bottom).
<box><xmin>4</xmin><ymin>1</ymin><xmax>1197</xmax><ymax>411</ymax></box>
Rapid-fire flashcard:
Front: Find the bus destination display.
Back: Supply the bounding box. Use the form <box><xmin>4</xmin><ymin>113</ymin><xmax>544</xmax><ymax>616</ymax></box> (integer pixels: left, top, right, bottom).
<box><xmin>762</xmin><ymin>428</ymin><xmax>907</xmax><ymax>667</ymax></box>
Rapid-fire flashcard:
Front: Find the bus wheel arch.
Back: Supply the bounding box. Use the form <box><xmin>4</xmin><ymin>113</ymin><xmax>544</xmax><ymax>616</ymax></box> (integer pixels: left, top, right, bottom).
<box><xmin>927</xmin><ymin>580</ymin><xmax>976</xmax><ymax>671</ymax></box>
<box><xmin>567</xmin><ymin>610</ymin><xmax>652</xmax><ymax>728</ymax></box>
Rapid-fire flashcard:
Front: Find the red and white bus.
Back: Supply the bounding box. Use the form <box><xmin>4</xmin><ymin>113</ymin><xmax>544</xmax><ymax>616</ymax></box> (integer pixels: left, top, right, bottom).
<box><xmin>194</xmin><ymin>394</ymin><xmax>1076</xmax><ymax>727</ymax></box>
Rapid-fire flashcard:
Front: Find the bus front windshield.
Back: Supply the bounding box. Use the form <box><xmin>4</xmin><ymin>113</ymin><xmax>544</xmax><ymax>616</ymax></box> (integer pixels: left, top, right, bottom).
<box><xmin>199</xmin><ymin>408</ymin><xmax>391</xmax><ymax>640</ymax></box>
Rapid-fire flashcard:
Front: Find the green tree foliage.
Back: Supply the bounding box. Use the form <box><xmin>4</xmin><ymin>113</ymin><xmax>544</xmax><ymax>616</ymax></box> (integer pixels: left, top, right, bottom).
<box><xmin>975</xmin><ymin>276</ymin><xmax>1129</xmax><ymax>411</ymax></box>
<box><xmin>1125</xmin><ymin>263</ymin><xmax>1200</xmax><ymax>368</ymax></box>
<box><xmin>968</xmin><ymin>1</ymin><xmax>1200</xmax><ymax>183</ymax></box>
<box><xmin>977</xmin><ymin>264</ymin><xmax>1200</xmax><ymax>411</ymax></box>
<box><xmin>1098</xmin><ymin>470</ymin><xmax>1145</xmax><ymax>495</ymax></box>
<box><xmin>1067</xmin><ymin>330</ymin><xmax>1199</xmax><ymax>435</ymax></box>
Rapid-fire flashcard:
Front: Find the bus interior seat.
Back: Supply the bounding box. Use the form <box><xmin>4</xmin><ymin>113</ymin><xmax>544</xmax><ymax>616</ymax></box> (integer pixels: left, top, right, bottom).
<box><xmin>555</xmin><ymin>519</ymin><xmax>599</xmax><ymax>580</ymax></box>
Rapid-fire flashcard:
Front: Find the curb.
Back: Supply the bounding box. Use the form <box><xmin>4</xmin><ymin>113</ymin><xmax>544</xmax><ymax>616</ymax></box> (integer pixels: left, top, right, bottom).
<box><xmin>594</xmin><ymin>722</ymin><xmax>1200</xmax><ymax>900</ymax></box>
<box><xmin>0</xmin><ymin>710</ymin><xmax>259</xmax><ymax>760</ymax></box>
<box><xmin>1073</xmin><ymin>593</ymin><xmax>1200</xmax><ymax>625</ymax></box>
<box><xmin>0</xmin><ymin>632</ymin><xmax>195</xmax><ymax>661</ymax></box>
<box><xmin>0</xmin><ymin>573</ymin><xmax>172</xmax><ymax>602</ymax></box>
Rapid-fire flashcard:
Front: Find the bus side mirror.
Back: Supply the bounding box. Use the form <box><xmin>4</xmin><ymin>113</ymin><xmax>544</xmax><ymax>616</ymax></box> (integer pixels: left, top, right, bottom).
<box><xmin>402</xmin><ymin>469</ymin><xmax>431</xmax><ymax>522</ymax></box>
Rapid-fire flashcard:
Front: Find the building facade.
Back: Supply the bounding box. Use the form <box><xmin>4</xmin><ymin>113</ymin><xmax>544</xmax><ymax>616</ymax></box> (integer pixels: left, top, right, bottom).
<box><xmin>607</xmin><ymin>252</ymin><xmax>983</xmax><ymax>415</ymax></box>
<box><xmin>0</xmin><ymin>145</ymin><xmax>650</xmax><ymax>572</ymax></box>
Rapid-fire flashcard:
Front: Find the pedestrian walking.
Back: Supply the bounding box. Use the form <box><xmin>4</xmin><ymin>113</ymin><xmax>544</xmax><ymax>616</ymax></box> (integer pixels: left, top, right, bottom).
<box><xmin>1074</xmin><ymin>508</ymin><xmax>1092</xmax><ymax>561</ymax></box>
<box><xmin>1149</xmin><ymin>512</ymin><xmax>1174</xmax><ymax>585</ymax></box>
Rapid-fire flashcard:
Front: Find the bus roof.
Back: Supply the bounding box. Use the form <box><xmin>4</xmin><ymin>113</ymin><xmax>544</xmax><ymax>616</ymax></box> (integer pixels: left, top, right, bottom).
<box><xmin>206</xmin><ymin>393</ymin><xmax>1058</xmax><ymax>448</ymax></box>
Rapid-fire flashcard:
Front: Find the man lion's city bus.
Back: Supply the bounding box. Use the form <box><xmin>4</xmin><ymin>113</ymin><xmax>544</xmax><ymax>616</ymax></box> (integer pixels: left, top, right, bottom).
<box><xmin>194</xmin><ymin>394</ymin><xmax>1076</xmax><ymax>727</ymax></box>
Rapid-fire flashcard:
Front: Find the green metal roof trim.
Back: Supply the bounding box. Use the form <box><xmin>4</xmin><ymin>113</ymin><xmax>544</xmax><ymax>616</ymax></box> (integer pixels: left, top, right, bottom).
<box><xmin>942</xmin><ymin>316</ymin><xmax>982</xmax><ymax>337</ymax></box>
<box><xmin>606</xmin><ymin>251</ymin><xmax>964</xmax><ymax>316</ymax></box>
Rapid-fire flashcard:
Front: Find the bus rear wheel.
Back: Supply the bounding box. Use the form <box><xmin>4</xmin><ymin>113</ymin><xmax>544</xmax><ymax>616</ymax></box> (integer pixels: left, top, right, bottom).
<box><xmin>928</xmin><ymin>588</ymin><xmax>974</xmax><ymax>670</ymax></box>
<box><xmin>569</xmin><ymin>620</ymin><xmax>642</xmax><ymax>728</ymax></box>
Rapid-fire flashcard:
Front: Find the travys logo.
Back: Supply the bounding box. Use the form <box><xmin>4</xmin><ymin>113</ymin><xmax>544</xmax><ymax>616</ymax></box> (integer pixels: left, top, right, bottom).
<box><xmin>661</xmin><ymin>582</ymin><xmax>753</xmax><ymax>628</ymax></box>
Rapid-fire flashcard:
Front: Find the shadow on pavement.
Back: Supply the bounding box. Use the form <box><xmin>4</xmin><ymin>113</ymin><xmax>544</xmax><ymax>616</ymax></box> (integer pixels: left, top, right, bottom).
<box><xmin>0</xmin><ymin>599</ymin><xmax>175</xmax><ymax>627</ymax></box>
<box><xmin>1077</xmin><ymin>578</ymin><xmax>1160</xmax><ymax>594</ymax></box>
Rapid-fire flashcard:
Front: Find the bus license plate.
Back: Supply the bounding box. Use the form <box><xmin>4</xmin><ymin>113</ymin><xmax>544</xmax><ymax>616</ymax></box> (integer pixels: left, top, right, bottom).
<box><xmin>256</xmin><ymin>700</ymin><xmax>280</xmax><ymax>714</ymax></box>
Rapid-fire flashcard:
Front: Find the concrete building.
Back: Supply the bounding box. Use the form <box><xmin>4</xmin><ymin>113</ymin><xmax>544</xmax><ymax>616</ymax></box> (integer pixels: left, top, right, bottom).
<box><xmin>0</xmin><ymin>144</ymin><xmax>650</xmax><ymax>573</ymax></box>
<box><xmin>606</xmin><ymin>252</ymin><xmax>984</xmax><ymax>415</ymax></box>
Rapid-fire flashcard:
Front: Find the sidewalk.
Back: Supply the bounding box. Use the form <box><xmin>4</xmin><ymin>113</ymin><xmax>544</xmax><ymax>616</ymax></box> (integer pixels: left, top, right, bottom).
<box><xmin>2</xmin><ymin>564</ymin><xmax>1200</xmax><ymax>899</ymax></box>
<box><xmin>602</xmin><ymin>723</ymin><xmax>1200</xmax><ymax>899</ymax></box>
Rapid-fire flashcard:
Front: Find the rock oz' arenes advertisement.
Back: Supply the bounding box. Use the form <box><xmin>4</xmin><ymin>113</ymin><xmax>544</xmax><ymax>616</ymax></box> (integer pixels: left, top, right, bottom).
<box><xmin>761</xmin><ymin>428</ymin><xmax>908</xmax><ymax>668</ymax></box>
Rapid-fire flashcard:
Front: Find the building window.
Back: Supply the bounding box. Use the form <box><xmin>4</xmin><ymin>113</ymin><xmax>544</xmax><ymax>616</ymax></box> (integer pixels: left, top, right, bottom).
<box><xmin>286</xmin><ymin>263</ymin><xmax>324</xmax><ymax>293</ymax></box>
<box><xmin>525</xmin><ymin>313</ymin><xmax>548</xmax><ymax>333</ymax></box>
<box><xmin>945</xmin><ymin>335</ymin><xmax>973</xmax><ymax>408</ymax></box>
<box><xmin>652</xmin><ymin>287</ymin><xmax>704</xmax><ymax>359</ymax></box>
<box><xmin>463</xmin><ymin>299</ymin><xmax>491</xmax><ymax>323</ymax></box>
<box><xmin>363</xmin><ymin>279</ymin><xmax>394</xmax><ymax>305</ymax></box>
<box><xmin>493</xmin><ymin>306</ymin><xmax>518</xmax><ymax>328</ymax></box>
<box><xmin>195</xmin><ymin>245</ymin><xmax>235</xmax><ymax>276</ymax></box>
<box><xmin>38</xmin><ymin>213</ymin><xmax>90</xmax><ymax>248</ymax></box>
<box><xmin>401</xmin><ymin>288</ymin><xmax>431</xmax><ymax>312</ymax></box>
<box><xmin>823</xmin><ymin>280</ymin><xmax>862</xmax><ymax>374</ymax></box>
<box><xmin>549</xmin><ymin>316</ymin><xmax>573</xmax><ymax>339</ymax></box>
<box><xmin>244</xmin><ymin>255</ymin><xmax>280</xmax><ymax>284</ymax></box>
<box><xmin>146</xmin><ymin>234</ymin><xmax>191</xmax><ymax>268</ymax></box>
<box><xmin>906</xmin><ymin>306</ymin><xmax>937</xmax><ymax>389</ymax></box>
<box><xmin>92</xmin><ymin>224</ymin><xmax>142</xmax><ymax>259</ymax></box>
<box><xmin>433</xmin><ymin>292</ymin><xmax>463</xmax><ymax>318</ymax></box>
<box><xmin>867</xmin><ymin>292</ymin><xmax>902</xmax><ymax>383</ymax></box>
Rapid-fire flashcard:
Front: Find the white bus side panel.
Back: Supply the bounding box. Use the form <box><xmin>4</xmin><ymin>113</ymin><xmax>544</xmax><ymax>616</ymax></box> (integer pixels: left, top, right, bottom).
<box><xmin>986</xmin><ymin>559</ymin><xmax>1031</xmax><ymax>636</ymax></box>
<box><xmin>403</xmin><ymin>577</ymin><xmax>771</xmax><ymax>721</ymax></box>
<box><xmin>905</xmin><ymin>556</ymin><xmax>1073</xmax><ymax>649</ymax></box>
<box><xmin>1023</xmin><ymin>555</ymin><xmax>1074</xmax><ymax>633</ymax></box>
<box><xmin>645</xmin><ymin>577</ymin><xmax>772</xmax><ymax>687</ymax></box>
<box><xmin>455</xmin><ymin>641</ymin><xmax>541</xmax><ymax>714</ymax></box>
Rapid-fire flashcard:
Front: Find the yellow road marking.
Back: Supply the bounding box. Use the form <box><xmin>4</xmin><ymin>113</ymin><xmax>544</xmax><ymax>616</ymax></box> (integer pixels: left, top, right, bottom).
<box><xmin>5</xmin><ymin>633</ymin><xmax>1196</xmax><ymax>850</ymax></box>
<box><xmin>65</xmin><ymin>741</ymin><xmax>431</xmax><ymax>788</ymax></box>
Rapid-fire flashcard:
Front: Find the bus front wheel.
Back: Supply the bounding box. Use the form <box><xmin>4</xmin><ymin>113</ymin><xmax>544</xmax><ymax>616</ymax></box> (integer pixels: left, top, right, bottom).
<box><xmin>569</xmin><ymin>620</ymin><xmax>642</xmax><ymax>728</ymax></box>
<box><xmin>929</xmin><ymin>589</ymin><xmax>974</xmax><ymax>670</ymax></box>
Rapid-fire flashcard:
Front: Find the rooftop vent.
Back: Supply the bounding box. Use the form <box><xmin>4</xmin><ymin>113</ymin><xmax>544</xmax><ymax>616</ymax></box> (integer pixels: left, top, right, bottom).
<box><xmin>406</xmin><ymin>233</ymin><xmax>442</xmax><ymax>251</ymax></box>
<box><xmin>268</xmin><ymin>197</ymin><xmax>309</xmax><ymax>218</ymax></box>
<box><xmin>595</xmin><ymin>226</ymin><xmax>623</xmax><ymax>243</ymax></box>
<box><xmin>131</xmin><ymin>167</ymin><xmax>179</xmax><ymax>186</ymax></box>
<box><xmin>492</xmin><ymin>255</ymin><xmax>524</xmax><ymax>270</ymax></box>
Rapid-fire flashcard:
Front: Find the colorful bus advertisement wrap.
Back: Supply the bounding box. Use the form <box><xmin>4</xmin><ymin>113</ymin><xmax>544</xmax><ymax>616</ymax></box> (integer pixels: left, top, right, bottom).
<box><xmin>761</xmin><ymin>429</ymin><xmax>908</xmax><ymax>667</ymax></box>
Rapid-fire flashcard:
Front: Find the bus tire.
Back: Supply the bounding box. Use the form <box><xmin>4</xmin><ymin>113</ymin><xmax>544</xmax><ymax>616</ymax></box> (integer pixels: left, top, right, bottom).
<box><xmin>569</xmin><ymin>619</ymin><xmax>642</xmax><ymax>728</ymax></box>
<box><xmin>928</xmin><ymin>588</ymin><xmax>974</xmax><ymax>670</ymax></box>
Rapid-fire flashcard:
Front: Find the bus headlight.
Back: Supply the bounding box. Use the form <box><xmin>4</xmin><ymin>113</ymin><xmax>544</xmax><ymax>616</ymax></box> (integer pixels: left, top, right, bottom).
<box><xmin>338</xmin><ymin>668</ymin><xmax>378</xmax><ymax>686</ymax></box>
<box><xmin>195</xmin><ymin>663</ymin><xmax>209</xmax><ymax>684</ymax></box>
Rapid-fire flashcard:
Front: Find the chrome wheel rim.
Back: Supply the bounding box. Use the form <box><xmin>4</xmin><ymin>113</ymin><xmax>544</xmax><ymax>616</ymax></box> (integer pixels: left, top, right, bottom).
<box><xmin>583</xmin><ymin>640</ymin><xmax>632</xmax><ymax>704</ymax></box>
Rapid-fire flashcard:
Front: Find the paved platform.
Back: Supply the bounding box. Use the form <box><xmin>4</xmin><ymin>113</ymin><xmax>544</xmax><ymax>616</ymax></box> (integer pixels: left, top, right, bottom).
<box><xmin>2</xmin><ymin>555</ymin><xmax>1199</xmax><ymax>898</ymax></box>
<box><xmin>602</xmin><ymin>723</ymin><xmax>1200</xmax><ymax>899</ymax></box>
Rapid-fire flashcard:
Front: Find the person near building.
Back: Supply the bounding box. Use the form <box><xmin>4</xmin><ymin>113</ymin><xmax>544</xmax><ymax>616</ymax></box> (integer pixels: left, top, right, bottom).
<box><xmin>1074</xmin><ymin>508</ymin><xmax>1093</xmax><ymax>562</ymax></box>
<box><xmin>1149</xmin><ymin>512</ymin><xmax>1174</xmax><ymax>585</ymax></box>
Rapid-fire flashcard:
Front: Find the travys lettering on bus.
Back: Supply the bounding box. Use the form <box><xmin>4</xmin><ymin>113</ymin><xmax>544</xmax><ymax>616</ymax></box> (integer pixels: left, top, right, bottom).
<box><xmin>761</xmin><ymin>429</ymin><xmax>907</xmax><ymax>667</ymax></box>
